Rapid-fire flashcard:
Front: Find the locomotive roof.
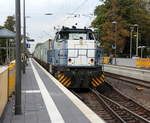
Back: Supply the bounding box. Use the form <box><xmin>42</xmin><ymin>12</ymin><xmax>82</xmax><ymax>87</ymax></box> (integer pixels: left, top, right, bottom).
<box><xmin>59</xmin><ymin>28</ymin><xmax>93</xmax><ymax>33</ymax></box>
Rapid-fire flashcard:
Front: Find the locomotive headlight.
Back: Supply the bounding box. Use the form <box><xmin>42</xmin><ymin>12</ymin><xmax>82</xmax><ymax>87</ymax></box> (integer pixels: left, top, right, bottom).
<box><xmin>68</xmin><ymin>58</ymin><xmax>72</xmax><ymax>62</ymax></box>
<box><xmin>89</xmin><ymin>58</ymin><xmax>94</xmax><ymax>65</ymax></box>
<box><xmin>68</xmin><ymin>58</ymin><xmax>74</xmax><ymax>65</ymax></box>
<box><xmin>90</xmin><ymin>59</ymin><xmax>94</xmax><ymax>63</ymax></box>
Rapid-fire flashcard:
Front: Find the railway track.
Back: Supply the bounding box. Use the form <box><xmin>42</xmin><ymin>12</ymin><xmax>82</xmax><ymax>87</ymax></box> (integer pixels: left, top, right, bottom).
<box><xmin>77</xmin><ymin>90</ymin><xmax>124</xmax><ymax>123</ymax></box>
<box><xmin>75</xmin><ymin>86</ymin><xmax>150</xmax><ymax>123</ymax></box>
<box><xmin>99</xmin><ymin>86</ymin><xmax>150</xmax><ymax>122</ymax></box>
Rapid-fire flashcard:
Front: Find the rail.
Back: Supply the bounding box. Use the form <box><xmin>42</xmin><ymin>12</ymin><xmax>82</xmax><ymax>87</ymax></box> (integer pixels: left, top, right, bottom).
<box><xmin>101</xmin><ymin>85</ymin><xmax>150</xmax><ymax>122</ymax></box>
<box><xmin>75</xmin><ymin>89</ymin><xmax>125</xmax><ymax>122</ymax></box>
<box><xmin>91</xmin><ymin>89</ymin><xmax>126</xmax><ymax>123</ymax></box>
<box><xmin>92</xmin><ymin>88</ymin><xmax>150</xmax><ymax>123</ymax></box>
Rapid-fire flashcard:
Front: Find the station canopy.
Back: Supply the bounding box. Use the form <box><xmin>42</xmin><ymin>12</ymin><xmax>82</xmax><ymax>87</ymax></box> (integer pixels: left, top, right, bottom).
<box><xmin>0</xmin><ymin>28</ymin><xmax>16</xmax><ymax>39</ymax></box>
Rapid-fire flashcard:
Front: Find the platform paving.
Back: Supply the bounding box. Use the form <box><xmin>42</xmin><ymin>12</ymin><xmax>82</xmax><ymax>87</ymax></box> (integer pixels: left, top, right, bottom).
<box><xmin>2</xmin><ymin>59</ymin><xmax>104</xmax><ymax>123</ymax></box>
<box><xmin>3</xmin><ymin>62</ymin><xmax>50</xmax><ymax>123</ymax></box>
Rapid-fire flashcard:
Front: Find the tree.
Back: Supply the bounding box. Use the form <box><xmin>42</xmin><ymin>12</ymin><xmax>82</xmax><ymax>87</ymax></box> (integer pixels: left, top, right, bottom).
<box><xmin>4</xmin><ymin>16</ymin><xmax>15</xmax><ymax>32</ymax></box>
<box><xmin>0</xmin><ymin>16</ymin><xmax>15</xmax><ymax>64</ymax></box>
<box><xmin>92</xmin><ymin>0</ymin><xmax>150</xmax><ymax>56</ymax></box>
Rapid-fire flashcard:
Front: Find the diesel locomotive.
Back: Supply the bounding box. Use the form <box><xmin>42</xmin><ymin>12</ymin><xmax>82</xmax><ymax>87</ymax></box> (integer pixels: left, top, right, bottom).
<box><xmin>34</xmin><ymin>26</ymin><xmax>105</xmax><ymax>89</ymax></box>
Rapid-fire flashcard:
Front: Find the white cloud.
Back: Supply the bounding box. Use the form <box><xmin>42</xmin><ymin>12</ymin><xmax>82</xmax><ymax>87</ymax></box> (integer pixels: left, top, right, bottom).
<box><xmin>0</xmin><ymin>0</ymin><xmax>15</xmax><ymax>25</ymax></box>
<box><xmin>1</xmin><ymin>0</ymin><xmax>102</xmax><ymax>43</ymax></box>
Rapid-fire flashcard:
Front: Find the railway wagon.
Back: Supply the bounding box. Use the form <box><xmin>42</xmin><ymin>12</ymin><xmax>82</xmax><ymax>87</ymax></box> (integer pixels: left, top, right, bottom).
<box><xmin>34</xmin><ymin>27</ymin><xmax>105</xmax><ymax>90</ymax></box>
<box><xmin>34</xmin><ymin>40</ymin><xmax>52</xmax><ymax>71</ymax></box>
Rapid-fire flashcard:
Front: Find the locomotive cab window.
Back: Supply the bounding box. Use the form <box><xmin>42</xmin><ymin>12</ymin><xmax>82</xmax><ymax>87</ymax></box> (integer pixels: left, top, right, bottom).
<box><xmin>69</xmin><ymin>33</ymin><xmax>87</xmax><ymax>40</ymax></box>
<box><xmin>55</xmin><ymin>33</ymin><xmax>60</xmax><ymax>41</ymax></box>
<box><xmin>56</xmin><ymin>34</ymin><xmax>62</xmax><ymax>42</ymax></box>
<box><xmin>56</xmin><ymin>32</ymin><xmax>69</xmax><ymax>42</ymax></box>
<box><xmin>60</xmin><ymin>32</ymin><xmax>69</xmax><ymax>40</ymax></box>
<box><xmin>88</xmin><ymin>33</ymin><xmax>94</xmax><ymax>40</ymax></box>
<box><xmin>68</xmin><ymin>32</ymin><xmax>94</xmax><ymax>40</ymax></box>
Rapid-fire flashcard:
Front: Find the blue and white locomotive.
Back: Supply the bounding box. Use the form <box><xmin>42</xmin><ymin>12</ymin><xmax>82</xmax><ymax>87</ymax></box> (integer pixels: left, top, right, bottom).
<box><xmin>47</xmin><ymin>26</ymin><xmax>105</xmax><ymax>89</ymax></box>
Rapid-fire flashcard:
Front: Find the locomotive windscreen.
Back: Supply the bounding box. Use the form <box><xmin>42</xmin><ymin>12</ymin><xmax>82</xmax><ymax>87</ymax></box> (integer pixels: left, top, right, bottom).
<box><xmin>59</xmin><ymin>31</ymin><xmax>94</xmax><ymax>40</ymax></box>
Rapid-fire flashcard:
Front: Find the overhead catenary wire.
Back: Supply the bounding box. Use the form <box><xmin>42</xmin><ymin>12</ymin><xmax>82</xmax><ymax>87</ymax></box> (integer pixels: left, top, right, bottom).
<box><xmin>54</xmin><ymin>0</ymin><xmax>101</xmax><ymax>30</ymax></box>
<box><xmin>60</xmin><ymin>0</ymin><xmax>90</xmax><ymax>26</ymax></box>
<box><xmin>71</xmin><ymin>0</ymin><xmax>89</xmax><ymax>14</ymax></box>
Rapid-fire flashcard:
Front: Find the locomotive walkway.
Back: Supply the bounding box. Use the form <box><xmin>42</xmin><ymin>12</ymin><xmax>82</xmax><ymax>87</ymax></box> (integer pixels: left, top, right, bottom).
<box><xmin>2</xmin><ymin>58</ymin><xmax>104</xmax><ymax>123</ymax></box>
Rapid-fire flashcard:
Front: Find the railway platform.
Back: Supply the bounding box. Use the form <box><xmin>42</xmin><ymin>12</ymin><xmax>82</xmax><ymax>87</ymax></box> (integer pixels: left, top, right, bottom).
<box><xmin>2</xmin><ymin>58</ymin><xmax>104</xmax><ymax>123</ymax></box>
<box><xmin>104</xmin><ymin>64</ymin><xmax>150</xmax><ymax>82</ymax></box>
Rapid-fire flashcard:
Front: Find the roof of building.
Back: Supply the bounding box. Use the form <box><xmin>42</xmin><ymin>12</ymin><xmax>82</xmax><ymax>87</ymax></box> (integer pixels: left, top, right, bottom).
<box><xmin>0</xmin><ymin>28</ymin><xmax>16</xmax><ymax>38</ymax></box>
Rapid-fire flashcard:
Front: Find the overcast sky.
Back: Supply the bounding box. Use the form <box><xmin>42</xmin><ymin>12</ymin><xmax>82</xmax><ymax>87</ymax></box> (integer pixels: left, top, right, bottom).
<box><xmin>0</xmin><ymin>0</ymin><xmax>102</xmax><ymax>43</ymax></box>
